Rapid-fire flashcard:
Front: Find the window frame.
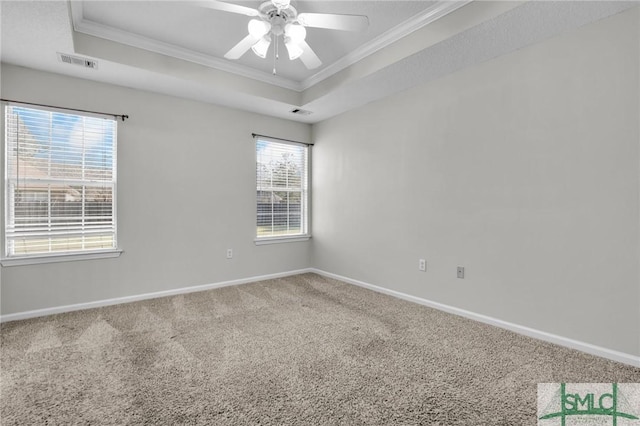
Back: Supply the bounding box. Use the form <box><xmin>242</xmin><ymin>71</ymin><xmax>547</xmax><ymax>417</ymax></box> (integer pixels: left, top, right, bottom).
<box><xmin>1</xmin><ymin>103</ymin><xmax>122</xmax><ymax>266</ymax></box>
<box><xmin>254</xmin><ymin>135</ymin><xmax>311</xmax><ymax>245</ymax></box>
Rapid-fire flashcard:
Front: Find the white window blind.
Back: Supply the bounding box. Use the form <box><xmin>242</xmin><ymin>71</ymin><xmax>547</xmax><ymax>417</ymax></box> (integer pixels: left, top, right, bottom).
<box><xmin>4</xmin><ymin>104</ymin><xmax>117</xmax><ymax>257</ymax></box>
<box><xmin>256</xmin><ymin>137</ymin><xmax>309</xmax><ymax>239</ymax></box>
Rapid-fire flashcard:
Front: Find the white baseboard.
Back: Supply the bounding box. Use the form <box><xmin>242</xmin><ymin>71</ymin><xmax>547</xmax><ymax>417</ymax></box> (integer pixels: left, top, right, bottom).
<box><xmin>310</xmin><ymin>268</ymin><xmax>640</xmax><ymax>368</ymax></box>
<box><xmin>2</xmin><ymin>267</ymin><xmax>638</xmax><ymax>368</ymax></box>
<box><xmin>0</xmin><ymin>268</ymin><xmax>314</xmax><ymax>323</ymax></box>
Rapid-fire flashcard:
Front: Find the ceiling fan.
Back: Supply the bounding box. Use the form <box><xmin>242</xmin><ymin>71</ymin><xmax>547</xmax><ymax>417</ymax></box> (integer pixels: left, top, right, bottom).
<box><xmin>197</xmin><ymin>0</ymin><xmax>369</xmax><ymax>71</ymax></box>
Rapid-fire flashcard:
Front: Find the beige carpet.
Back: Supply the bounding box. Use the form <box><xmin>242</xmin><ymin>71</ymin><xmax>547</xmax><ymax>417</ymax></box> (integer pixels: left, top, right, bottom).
<box><xmin>1</xmin><ymin>273</ymin><xmax>638</xmax><ymax>425</ymax></box>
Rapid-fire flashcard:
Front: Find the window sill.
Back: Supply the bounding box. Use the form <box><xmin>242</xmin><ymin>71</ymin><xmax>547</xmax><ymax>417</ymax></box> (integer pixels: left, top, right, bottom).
<box><xmin>255</xmin><ymin>235</ymin><xmax>311</xmax><ymax>245</ymax></box>
<box><xmin>1</xmin><ymin>249</ymin><xmax>123</xmax><ymax>267</ymax></box>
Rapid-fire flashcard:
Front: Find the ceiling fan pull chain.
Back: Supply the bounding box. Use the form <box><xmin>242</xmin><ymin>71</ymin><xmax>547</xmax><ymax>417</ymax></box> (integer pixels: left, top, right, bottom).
<box><xmin>273</xmin><ymin>37</ymin><xmax>279</xmax><ymax>75</ymax></box>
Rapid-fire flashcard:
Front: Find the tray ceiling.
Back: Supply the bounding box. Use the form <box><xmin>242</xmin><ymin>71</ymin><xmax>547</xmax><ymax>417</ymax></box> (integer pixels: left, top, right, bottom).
<box><xmin>72</xmin><ymin>1</ymin><xmax>439</xmax><ymax>85</ymax></box>
<box><xmin>1</xmin><ymin>1</ymin><xmax>635</xmax><ymax>123</ymax></box>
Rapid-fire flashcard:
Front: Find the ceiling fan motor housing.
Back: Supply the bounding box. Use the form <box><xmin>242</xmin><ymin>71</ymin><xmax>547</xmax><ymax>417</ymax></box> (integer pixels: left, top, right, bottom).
<box><xmin>258</xmin><ymin>1</ymin><xmax>297</xmax><ymax>35</ymax></box>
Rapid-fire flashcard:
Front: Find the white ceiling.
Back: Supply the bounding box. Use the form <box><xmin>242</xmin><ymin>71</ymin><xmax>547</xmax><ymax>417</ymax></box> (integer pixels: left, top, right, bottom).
<box><xmin>1</xmin><ymin>1</ymin><xmax>636</xmax><ymax>124</ymax></box>
<box><xmin>74</xmin><ymin>1</ymin><xmax>439</xmax><ymax>83</ymax></box>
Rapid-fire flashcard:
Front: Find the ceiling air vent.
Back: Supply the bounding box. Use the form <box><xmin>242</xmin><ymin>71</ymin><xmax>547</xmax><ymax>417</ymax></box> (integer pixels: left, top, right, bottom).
<box><xmin>57</xmin><ymin>53</ymin><xmax>98</xmax><ymax>69</ymax></box>
<box><xmin>290</xmin><ymin>108</ymin><xmax>312</xmax><ymax>116</ymax></box>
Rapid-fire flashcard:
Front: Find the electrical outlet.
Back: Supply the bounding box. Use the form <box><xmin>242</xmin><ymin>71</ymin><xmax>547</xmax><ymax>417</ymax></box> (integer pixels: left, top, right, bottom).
<box><xmin>226</xmin><ymin>249</ymin><xmax>233</xmax><ymax>259</ymax></box>
<box><xmin>418</xmin><ymin>259</ymin><xmax>426</xmax><ymax>272</ymax></box>
<box><xmin>457</xmin><ymin>266</ymin><xmax>464</xmax><ymax>279</ymax></box>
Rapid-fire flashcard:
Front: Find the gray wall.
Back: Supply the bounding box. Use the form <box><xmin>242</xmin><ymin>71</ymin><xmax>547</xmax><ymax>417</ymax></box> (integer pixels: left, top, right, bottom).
<box><xmin>0</xmin><ymin>64</ymin><xmax>312</xmax><ymax>314</ymax></box>
<box><xmin>311</xmin><ymin>8</ymin><xmax>640</xmax><ymax>356</ymax></box>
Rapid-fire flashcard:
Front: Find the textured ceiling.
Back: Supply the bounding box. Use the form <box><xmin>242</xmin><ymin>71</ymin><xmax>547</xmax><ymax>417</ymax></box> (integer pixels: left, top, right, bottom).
<box><xmin>1</xmin><ymin>1</ymin><xmax>636</xmax><ymax>124</ymax></box>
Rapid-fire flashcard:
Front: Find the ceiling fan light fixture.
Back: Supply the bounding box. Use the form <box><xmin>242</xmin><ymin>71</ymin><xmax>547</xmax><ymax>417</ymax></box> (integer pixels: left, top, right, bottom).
<box><xmin>251</xmin><ymin>35</ymin><xmax>271</xmax><ymax>58</ymax></box>
<box><xmin>284</xmin><ymin>23</ymin><xmax>306</xmax><ymax>43</ymax></box>
<box><xmin>248</xmin><ymin>19</ymin><xmax>271</xmax><ymax>38</ymax></box>
<box><xmin>211</xmin><ymin>0</ymin><xmax>368</xmax><ymax>70</ymax></box>
<box><xmin>284</xmin><ymin>38</ymin><xmax>304</xmax><ymax>60</ymax></box>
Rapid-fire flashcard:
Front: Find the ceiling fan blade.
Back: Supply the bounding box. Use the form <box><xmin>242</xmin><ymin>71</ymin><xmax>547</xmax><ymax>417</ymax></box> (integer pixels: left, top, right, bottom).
<box><xmin>297</xmin><ymin>13</ymin><xmax>369</xmax><ymax>32</ymax></box>
<box><xmin>298</xmin><ymin>40</ymin><xmax>322</xmax><ymax>69</ymax></box>
<box><xmin>224</xmin><ymin>34</ymin><xmax>259</xmax><ymax>60</ymax></box>
<box><xmin>193</xmin><ymin>1</ymin><xmax>259</xmax><ymax>17</ymax></box>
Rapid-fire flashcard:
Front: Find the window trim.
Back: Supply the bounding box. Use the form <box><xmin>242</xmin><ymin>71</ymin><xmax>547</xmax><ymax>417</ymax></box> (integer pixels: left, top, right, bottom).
<box><xmin>0</xmin><ymin>248</ymin><xmax>123</xmax><ymax>267</ymax></box>
<box><xmin>2</xmin><ymin>102</ymin><xmax>120</xmax><ymax>263</ymax></box>
<box><xmin>255</xmin><ymin>135</ymin><xmax>311</xmax><ymax>244</ymax></box>
<box><xmin>254</xmin><ymin>235</ymin><xmax>311</xmax><ymax>246</ymax></box>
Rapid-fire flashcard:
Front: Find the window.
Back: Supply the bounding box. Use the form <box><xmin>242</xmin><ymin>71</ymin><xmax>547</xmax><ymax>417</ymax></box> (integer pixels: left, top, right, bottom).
<box><xmin>3</xmin><ymin>104</ymin><xmax>118</xmax><ymax>261</ymax></box>
<box><xmin>256</xmin><ymin>136</ymin><xmax>309</xmax><ymax>242</ymax></box>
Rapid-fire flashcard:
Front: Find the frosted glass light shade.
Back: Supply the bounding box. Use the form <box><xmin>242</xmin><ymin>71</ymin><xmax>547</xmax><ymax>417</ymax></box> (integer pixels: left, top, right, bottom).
<box><xmin>248</xmin><ymin>19</ymin><xmax>271</xmax><ymax>38</ymax></box>
<box><xmin>251</xmin><ymin>36</ymin><xmax>271</xmax><ymax>58</ymax></box>
<box><xmin>285</xmin><ymin>38</ymin><xmax>304</xmax><ymax>60</ymax></box>
<box><xmin>284</xmin><ymin>23</ymin><xmax>306</xmax><ymax>43</ymax></box>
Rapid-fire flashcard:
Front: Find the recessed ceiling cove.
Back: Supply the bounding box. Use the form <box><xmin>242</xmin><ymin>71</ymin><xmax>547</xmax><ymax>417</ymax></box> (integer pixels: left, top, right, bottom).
<box><xmin>71</xmin><ymin>1</ymin><xmax>438</xmax><ymax>86</ymax></box>
<box><xmin>4</xmin><ymin>1</ymin><xmax>634</xmax><ymax>123</ymax></box>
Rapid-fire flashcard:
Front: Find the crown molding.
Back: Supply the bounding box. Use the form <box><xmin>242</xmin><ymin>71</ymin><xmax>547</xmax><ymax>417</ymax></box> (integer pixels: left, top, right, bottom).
<box><xmin>299</xmin><ymin>0</ymin><xmax>472</xmax><ymax>90</ymax></box>
<box><xmin>68</xmin><ymin>1</ymin><xmax>471</xmax><ymax>94</ymax></box>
